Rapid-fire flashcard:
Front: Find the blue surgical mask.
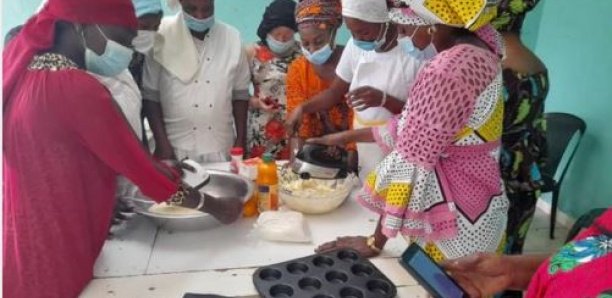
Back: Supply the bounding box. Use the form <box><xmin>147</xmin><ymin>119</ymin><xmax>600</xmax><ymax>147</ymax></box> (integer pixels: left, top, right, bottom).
<box><xmin>81</xmin><ymin>25</ymin><xmax>134</xmax><ymax>77</ymax></box>
<box><xmin>398</xmin><ymin>37</ymin><xmax>438</xmax><ymax>60</ymax></box>
<box><xmin>302</xmin><ymin>44</ymin><xmax>334</xmax><ymax>65</ymax></box>
<box><xmin>398</xmin><ymin>27</ymin><xmax>438</xmax><ymax>61</ymax></box>
<box><xmin>266</xmin><ymin>35</ymin><xmax>295</xmax><ymax>55</ymax></box>
<box><xmin>353</xmin><ymin>22</ymin><xmax>388</xmax><ymax>52</ymax></box>
<box><xmin>184</xmin><ymin>12</ymin><xmax>215</xmax><ymax>33</ymax></box>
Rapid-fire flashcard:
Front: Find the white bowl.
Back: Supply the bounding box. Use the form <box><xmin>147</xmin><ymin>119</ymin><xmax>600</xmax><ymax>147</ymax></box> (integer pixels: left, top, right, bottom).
<box><xmin>279</xmin><ymin>167</ymin><xmax>354</xmax><ymax>214</ymax></box>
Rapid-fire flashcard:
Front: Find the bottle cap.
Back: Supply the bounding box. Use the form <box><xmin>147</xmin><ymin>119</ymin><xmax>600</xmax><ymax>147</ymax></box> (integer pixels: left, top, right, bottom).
<box><xmin>262</xmin><ymin>153</ymin><xmax>274</xmax><ymax>163</ymax></box>
<box><xmin>231</xmin><ymin>147</ymin><xmax>244</xmax><ymax>156</ymax></box>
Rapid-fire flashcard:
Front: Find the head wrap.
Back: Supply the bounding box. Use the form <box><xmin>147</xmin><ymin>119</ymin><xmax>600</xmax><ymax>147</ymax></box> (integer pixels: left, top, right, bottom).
<box><xmin>295</xmin><ymin>0</ymin><xmax>343</xmax><ymax>30</ymax></box>
<box><xmin>388</xmin><ymin>0</ymin><xmax>504</xmax><ymax>57</ymax></box>
<box><xmin>3</xmin><ymin>0</ymin><xmax>138</xmax><ymax>105</ymax></box>
<box><xmin>257</xmin><ymin>0</ymin><xmax>298</xmax><ymax>43</ymax></box>
<box><xmin>388</xmin><ymin>0</ymin><xmax>499</xmax><ymax>31</ymax></box>
<box><xmin>132</xmin><ymin>0</ymin><xmax>163</xmax><ymax>17</ymax></box>
<box><xmin>342</xmin><ymin>0</ymin><xmax>389</xmax><ymax>23</ymax></box>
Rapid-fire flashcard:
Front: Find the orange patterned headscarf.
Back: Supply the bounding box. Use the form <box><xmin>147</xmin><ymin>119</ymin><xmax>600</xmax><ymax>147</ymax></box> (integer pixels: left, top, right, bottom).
<box><xmin>295</xmin><ymin>0</ymin><xmax>342</xmax><ymax>30</ymax></box>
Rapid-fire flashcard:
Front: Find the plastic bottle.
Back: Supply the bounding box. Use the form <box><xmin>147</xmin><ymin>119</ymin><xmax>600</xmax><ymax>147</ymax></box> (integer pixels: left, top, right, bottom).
<box><xmin>256</xmin><ymin>153</ymin><xmax>279</xmax><ymax>212</ymax></box>
<box><xmin>241</xmin><ymin>158</ymin><xmax>260</xmax><ymax>218</ymax></box>
<box><xmin>230</xmin><ymin>147</ymin><xmax>244</xmax><ymax>174</ymax></box>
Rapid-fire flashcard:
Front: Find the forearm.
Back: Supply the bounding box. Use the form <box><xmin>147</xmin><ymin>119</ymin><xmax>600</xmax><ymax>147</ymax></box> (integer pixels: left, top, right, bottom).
<box><xmin>383</xmin><ymin>95</ymin><xmax>406</xmax><ymax>114</ymax></box>
<box><xmin>233</xmin><ymin>100</ymin><xmax>249</xmax><ymax>149</ymax></box>
<box><xmin>302</xmin><ymin>78</ymin><xmax>348</xmax><ymax>114</ymax></box>
<box><xmin>506</xmin><ymin>254</ymin><xmax>549</xmax><ymax>290</ymax></box>
<box><xmin>143</xmin><ymin>100</ymin><xmax>174</xmax><ymax>156</ymax></box>
<box><xmin>343</xmin><ymin>128</ymin><xmax>375</xmax><ymax>144</ymax></box>
<box><xmin>373</xmin><ymin>216</ymin><xmax>389</xmax><ymax>249</ymax></box>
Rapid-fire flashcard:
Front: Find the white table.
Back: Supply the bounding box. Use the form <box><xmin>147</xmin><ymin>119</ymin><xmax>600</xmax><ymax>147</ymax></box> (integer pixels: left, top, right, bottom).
<box><xmin>81</xmin><ymin>164</ymin><xmax>428</xmax><ymax>298</ymax></box>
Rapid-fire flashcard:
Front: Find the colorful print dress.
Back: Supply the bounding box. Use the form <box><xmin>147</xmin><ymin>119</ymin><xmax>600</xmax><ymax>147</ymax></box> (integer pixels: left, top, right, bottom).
<box><xmin>526</xmin><ymin>209</ymin><xmax>612</xmax><ymax>298</ymax></box>
<box><xmin>358</xmin><ymin>44</ymin><xmax>509</xmax><ymax>261</ymax></box>
<box><xmin>492</xmin><ymin>0</ymin><xmax>550</xmax><ymax>257</ymax></box>
<box><xmin>247</xmin><ymin>43</ymin><xmax>301</xmax><ymax>159</ymax></box>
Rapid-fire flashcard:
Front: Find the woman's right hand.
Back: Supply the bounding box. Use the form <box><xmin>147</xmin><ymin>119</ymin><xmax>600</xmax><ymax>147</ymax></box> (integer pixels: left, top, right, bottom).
<box><xmin>285</xmin><ymin>105</ymin><xmax>304</xmax><ymax>137</ymax></box>
<box><xmin>441</xmin><ymin>253</ymin><xmax>514</xmax><ymax>298</ymax></box>
<box><xmin>249</xmin><ymin>96</ymin><xmax>279</xmax><ymax>112</ymax></box>
<box><xmin>307</xmin><ymin>131</ymin><xmax>349</xmax><ymax>147</ymax></box>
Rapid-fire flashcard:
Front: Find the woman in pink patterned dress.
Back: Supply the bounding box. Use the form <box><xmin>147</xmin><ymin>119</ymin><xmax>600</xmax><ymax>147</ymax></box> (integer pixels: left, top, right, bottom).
<box><xmin>312</xmin><ymin>0</ymin><xmax>509</xmax><ymax>262</ymax></box>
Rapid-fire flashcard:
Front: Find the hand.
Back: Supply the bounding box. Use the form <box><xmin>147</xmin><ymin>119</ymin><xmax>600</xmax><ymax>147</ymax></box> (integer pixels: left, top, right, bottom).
<box><xmin>346</xmin><ymin>86</ymin><xmax>385</xmax><ymax>111</ymax></box>
<box><xmin>250</xmin><ymin>96</ymin><xmax>280</xmax><ymax>112</ymax></box>
<box><xmin>307</xmin><ymin>131</ymin><xmax>349</xmax><ymax>147</ymax></box>
<box><xmin>441</xmin><ymin>253</ymin><xmax>514</xmax><ymax>298</ymax></box>
<box><xmin>315</xmin><ymin>236</ymin><xmax>380</xmax><ymax>258</ymax></box>
<box><xmin>285</xmin><ymin>105</ymin><xmax>304</xmax><ymax>137</ymax></box>
<box><xmin>201</xmin><ymin>194</ymin><xmax>243</xmax><ymax>224</ymax></box>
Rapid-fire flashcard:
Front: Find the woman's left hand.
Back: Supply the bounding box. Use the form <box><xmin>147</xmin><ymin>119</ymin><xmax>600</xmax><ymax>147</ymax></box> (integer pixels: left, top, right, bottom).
<box><xmin>346</xmin><ymin>86</ymin><xmax>385</xmax><ymax>111</ymax></box>
<box><xmin>315</xmin><ymin>236</ymin><xmax>380</xmax><ymax>258</ymax></box>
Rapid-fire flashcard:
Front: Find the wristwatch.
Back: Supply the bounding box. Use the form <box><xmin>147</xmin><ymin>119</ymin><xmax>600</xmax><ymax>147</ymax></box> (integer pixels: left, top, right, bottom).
<box><xmin>366</xmin><ymin>235</ymin><xmax>382</xmax><ymax>253</ymax></box>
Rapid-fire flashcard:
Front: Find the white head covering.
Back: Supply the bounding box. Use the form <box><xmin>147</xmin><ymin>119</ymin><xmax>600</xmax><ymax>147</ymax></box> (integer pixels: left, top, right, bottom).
<box><xmin>341</xmin><ymin>0</ymin><xmax>389</xmax><ymax>23</ymax></box>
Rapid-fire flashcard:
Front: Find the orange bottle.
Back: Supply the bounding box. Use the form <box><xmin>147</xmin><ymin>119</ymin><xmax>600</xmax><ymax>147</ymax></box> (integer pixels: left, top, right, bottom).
<box><xmin>241</xmin><ymin>158</ymin><xmax>260</xmax><ymax>218</ymax></box>
<box><xmin>256</xmin><ymin>153</ymin><xmax>279</xmax><ymax>212</ymax></box>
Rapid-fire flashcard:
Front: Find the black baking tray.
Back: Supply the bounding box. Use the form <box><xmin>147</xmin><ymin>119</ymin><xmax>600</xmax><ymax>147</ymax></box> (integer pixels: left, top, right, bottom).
<box><xmin>253</xmin><ymin>249</ymin><xmax>397</xmax><ymax>298</ymax></box>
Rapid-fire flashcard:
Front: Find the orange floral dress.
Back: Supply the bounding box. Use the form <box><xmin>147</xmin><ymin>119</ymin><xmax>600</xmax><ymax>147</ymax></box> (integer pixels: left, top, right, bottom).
<box><xmin>286</xmin><ymin>56</ymin><xmax>355</xmax><ymax>150</ymax></box>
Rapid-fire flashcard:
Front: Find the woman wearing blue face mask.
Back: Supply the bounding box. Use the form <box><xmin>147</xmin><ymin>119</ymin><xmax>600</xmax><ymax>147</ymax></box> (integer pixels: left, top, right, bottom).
<box><xmin>285</xmin><ymin>0</ymin><xmax>357</xmax><ymax>171</ymax></box>
<box><xmin>245</xmin><ymin>0</ymin><xmax>301</xmax><ymax>159</ymax></box>
<box><xmin>286</xmin><ymin>0</ymin><xmax>424</xmax><ymax>178</ymax></box>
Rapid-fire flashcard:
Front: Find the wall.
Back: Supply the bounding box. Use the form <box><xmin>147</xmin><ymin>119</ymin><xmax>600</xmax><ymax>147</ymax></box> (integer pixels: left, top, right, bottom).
<box><xmin>524</xmin><ymin>0</ymin><xmax>612</xmax><ymax>218</ymax></box>
<box><xmin>2</xmin><ymin>0</ymin><xmax>351</xmax><ymax>45</ymax></box>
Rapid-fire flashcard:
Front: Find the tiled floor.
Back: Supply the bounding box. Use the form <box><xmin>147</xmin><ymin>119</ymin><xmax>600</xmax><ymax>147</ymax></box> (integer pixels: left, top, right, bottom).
<box><xmin>523</xmin><ymin>205</ymin><xmax>571</xmax><ymax>254</ymax></box>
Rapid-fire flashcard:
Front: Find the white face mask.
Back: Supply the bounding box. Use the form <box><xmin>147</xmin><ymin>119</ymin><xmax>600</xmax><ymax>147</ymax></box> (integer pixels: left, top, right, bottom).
<box><xmin>132</xmin><ymin>30</ymin><xmax>157</xmax><ymax>54</ymax></box>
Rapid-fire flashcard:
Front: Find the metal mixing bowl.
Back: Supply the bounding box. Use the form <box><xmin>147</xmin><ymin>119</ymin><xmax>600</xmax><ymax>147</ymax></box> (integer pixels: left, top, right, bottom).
<box><xmin>127</xmin><ymin>170</ymin><xmax>253</xmax><ymax>231</ymax></box>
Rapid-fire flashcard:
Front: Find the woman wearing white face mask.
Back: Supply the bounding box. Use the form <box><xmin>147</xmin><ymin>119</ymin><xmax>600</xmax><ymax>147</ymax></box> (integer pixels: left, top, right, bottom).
<box><xmin>245</xmin><ymin>0</ymin><xmax>301</xmax><ymax>159</ymax></box>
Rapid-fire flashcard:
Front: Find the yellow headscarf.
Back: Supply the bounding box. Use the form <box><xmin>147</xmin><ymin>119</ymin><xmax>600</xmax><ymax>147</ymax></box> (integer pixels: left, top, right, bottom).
<box><xmin>389</xmin><ymin>0</ymin><xmax>500</xmax><ymax>31</ymax></box>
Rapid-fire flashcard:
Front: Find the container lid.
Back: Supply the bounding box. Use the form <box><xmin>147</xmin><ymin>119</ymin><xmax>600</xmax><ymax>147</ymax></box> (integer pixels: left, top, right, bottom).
<box><xmin>230</xmin><ymin>147</ymin><xmax>244</xmax><ymax>155</ymax></box>
<box><xmin>262</xmin><ymin>153</ymin><xmax>275</xmax><ymax>163</ymax></box>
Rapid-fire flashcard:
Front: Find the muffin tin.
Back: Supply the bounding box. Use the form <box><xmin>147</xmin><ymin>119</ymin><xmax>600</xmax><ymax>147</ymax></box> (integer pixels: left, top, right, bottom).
<box><xmin>253</xmin><ymin>249</ymin><xmax>397</xmax><ymax>298</ymax></box>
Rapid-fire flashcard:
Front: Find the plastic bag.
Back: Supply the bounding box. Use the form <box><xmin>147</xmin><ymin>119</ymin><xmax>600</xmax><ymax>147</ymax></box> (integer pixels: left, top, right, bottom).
<box><xmin>254</xmin><ymin>211</ymin><xmax>311</xmax><ymax>243</ymax></box>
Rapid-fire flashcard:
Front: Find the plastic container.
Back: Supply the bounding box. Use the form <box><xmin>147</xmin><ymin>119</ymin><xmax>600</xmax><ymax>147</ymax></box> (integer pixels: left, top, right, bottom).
<box><xmin>241</xmin><ymin>158</ymin><xmax>261</xmax><ymax>218</ymax></box>
<box><xmin>230</xmin><ymin>147</ymin><xmax>244</xmax><ymax>174</ymax></box>
<box><xmin>257</xmin><ymin>153</ymin><xmax>279</xmax><ymax>212</ymax></box>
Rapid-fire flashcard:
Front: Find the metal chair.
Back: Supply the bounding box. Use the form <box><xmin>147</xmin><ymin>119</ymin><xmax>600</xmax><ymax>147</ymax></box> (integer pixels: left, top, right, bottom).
<box><xmin>540</xmin><ymin>112</ymin><xmax>586</xmax><ymax>239</ymax></box>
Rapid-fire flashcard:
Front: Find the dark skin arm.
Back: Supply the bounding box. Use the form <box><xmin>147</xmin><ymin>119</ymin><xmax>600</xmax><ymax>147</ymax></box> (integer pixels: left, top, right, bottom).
<box><xmin>346</xmin><ymin>86</ymin><xmax>405</xmax><ymax>114</ymax></box>
<box><xmin>232</xmin><ymin>100</ymin><xmax>248</xmax><ymax>150</ymax></box>
<box><xmin>308</xmin><ymin>128</ymin><xmax>375</xmax><ymax>146</ymax></box>
<box><xmin>285</xmin><ymin>77</ymin><xmax>350</xmax><ymax>136</ymax></box>
<box><xmin>143</xmin><ymin>99</ymin><xmax>176</xmax><ymax>160</ymax></box>
<box><xmin>316</xmin><ymin>216</ymin><xmax>388</xmax><ymax>258</ymax></box>
<box><xmin>442</xmin><ymin>253</ymin><xmax>549</xmax><ymax>297</ymax></box>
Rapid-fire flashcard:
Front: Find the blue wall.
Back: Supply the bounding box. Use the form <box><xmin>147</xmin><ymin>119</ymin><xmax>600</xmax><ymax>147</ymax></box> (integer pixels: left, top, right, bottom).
<box><xmin>2</xmin><ymin>0</ymin><xmax>351</xmax><ymax>45</ymax></box>
<box><xmin>523</xmin><ymin>0</ymin><xmax>612</xmax><ymax>217</ymax></box>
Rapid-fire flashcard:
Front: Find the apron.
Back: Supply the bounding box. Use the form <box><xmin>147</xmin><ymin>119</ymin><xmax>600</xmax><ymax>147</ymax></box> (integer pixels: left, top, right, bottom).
<box><xmin>350</xmin><ymin>61</ymin><xmax>394</xmax><ymax>178</ymax></box>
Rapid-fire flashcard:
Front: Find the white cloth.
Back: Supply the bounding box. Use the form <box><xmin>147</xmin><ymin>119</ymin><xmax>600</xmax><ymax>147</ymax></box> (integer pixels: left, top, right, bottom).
<box><xmin>336</xmin><ymin>38</ymin><xmax>422</xmax><ymax>126</ymax></box>
<box><xmin>152</xmin><ymin>12</ymin><xmax>200</xmax><ymax>83</ymax></box>
<box><xmin>90</xmin><ymin>70</ymin><xmax>145</xmax><ymax>199</ymax></box>
<box><xmin>143</xmin><ymin>19</ymin><xmax>251</xmax><ymax>158</ymax></box>
<box><xmin>336</xmin><ymin>39</ymin><xmax>422</xmax><ymax>177</ymax></box>
<box><xmin>341</xmin><ymin>0</ymin><xmax>389</xmax><ymax>23</ymax></box>
<box><xmin>91</xmin><ymin>70</ymin><xmax>143</xmax><ymax>139</ymax></box>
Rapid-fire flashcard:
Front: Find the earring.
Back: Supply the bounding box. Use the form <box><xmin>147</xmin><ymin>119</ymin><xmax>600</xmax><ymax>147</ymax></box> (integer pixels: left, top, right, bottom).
<box><xmin>427</xmin><ymin>25</ymin><xmax>437</xmax><ymax>35</ymax></box>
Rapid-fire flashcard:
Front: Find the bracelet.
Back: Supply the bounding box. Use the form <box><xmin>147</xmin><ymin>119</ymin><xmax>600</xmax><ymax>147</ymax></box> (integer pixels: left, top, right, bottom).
<box><xmin>380</xmin><ymin>92</ymin><xmax>387</xmax><ymax>107</ymax></box>
<box><xmin>366</xmin><ymin>235</ymin><xmax>382</xmax><ymax>253</ymax></box>
<box><xmin>168</xmin><ymin>187</ymin><xmax>186</xmax><ymax>206</ymax></box>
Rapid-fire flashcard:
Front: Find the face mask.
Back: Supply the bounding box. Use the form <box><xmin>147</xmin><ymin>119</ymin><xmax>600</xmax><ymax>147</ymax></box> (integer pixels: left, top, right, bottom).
<box><xmin>132</xmin><ymin>30</ymin><xmax>157</xmax><ymax>54</ymax></box>
<box><xmin>81</xmin><ymin>25</ymin><xmax>134</xmax><ymax>77</ymax></box>
<box><xmin>184</xmin><ymin>12</ymin><xmax>215</xmax><ymax>32</ymax></box>
<box><xmin>302</xmin><ymin>44</ymin><xmax>334</xmax><ymax>65</ymax></box>
<box><xmin>353</xmin><ymin>22</ymin><xmax>388</xmax><ymax>52</ymax></box>
<box><xmin>266</xmin><ymin>35</ymin><xmax>295</xmax><ymax>55</ymax></box>
<box><xmin>398</xmin><ymin>27</ymin><xmax>438</xmax><ymax>61</ymax></box>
